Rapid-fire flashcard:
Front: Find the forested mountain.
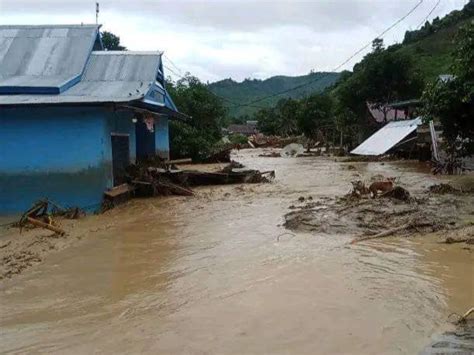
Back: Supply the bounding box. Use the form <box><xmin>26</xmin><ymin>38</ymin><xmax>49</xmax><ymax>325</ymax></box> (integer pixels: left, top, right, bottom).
<box><xmin>208</xmin><ymin>72</ymin><xmax>341</xmax><ymax>118</ymax></box>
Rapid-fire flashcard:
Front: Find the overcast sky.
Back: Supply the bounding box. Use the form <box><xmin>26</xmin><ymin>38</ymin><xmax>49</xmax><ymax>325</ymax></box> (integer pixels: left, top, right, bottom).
<box><xmin>0</xmin><ymin>0</ymin><xmax>468</xmax><ymax>82</ymax></box>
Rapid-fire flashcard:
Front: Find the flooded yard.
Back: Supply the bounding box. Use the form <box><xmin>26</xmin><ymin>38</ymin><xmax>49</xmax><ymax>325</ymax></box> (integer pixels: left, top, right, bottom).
<box><xmin>0</xmin><ymin>149</ymin><xmax>473</xmax><ymax>354</ymax></box>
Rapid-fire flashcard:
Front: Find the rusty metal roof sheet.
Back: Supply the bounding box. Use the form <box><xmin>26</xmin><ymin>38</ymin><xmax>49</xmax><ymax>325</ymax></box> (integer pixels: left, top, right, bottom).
<box><xmin>351</xmin><ymin>118</ymin><xmax>422</xmax><ymax>156</ymax></box>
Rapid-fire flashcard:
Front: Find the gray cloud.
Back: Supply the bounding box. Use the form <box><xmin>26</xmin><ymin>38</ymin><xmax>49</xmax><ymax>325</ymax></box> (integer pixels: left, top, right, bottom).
<box><xmin>0</xmin><ymin>0</ymin><xmax>468</xmax><ymax>82</ymax></box>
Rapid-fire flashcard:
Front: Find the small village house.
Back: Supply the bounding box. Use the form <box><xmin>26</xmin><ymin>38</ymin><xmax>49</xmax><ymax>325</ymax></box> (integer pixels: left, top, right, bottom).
<box><xmin>0</xmin><ymin>24</ymin><xmax>183</xmax><ymax>213</ymax></box>
<box><xmin>227</xmin><ymin>120</ymin><xmax>259</xmax><ymax>136</ymax></box>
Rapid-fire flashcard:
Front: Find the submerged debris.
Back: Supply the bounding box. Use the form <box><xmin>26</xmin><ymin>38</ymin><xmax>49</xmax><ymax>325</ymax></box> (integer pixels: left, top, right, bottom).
<box><xmin>428</xmin><ymin>183</ymin><xmax>461</xmax><ymax>194</ymax></box>
<box><xmin>280</xmin><ymin>143</ymin><xmax>305</xmax><ymax>158</ymax></box>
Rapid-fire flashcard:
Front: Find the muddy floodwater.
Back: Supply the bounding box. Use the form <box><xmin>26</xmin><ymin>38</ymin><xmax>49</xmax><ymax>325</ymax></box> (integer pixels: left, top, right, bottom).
<box><xmin>1</xmin><ymin>150</ymin><xmax>473</xmax><ymax>354</ymax></box>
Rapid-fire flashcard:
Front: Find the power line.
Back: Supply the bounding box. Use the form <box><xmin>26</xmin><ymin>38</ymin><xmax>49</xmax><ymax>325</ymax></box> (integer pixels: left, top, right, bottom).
<box><xmin>417</xmin><ymin>0</ymin><xmax>441</xmax><ymax>28</ymax></box>
<box><xmin>163</xmin><ymin>54</ymin><xmax>185</xmax><ymax>76</ymax></box>
<box><xmin>232</xmin><ymin>0</ymin><xmax>425</xmax><ymax>109</ymax></box>
<box><xmin>163</xmin><ymin>64</ymin><xmax>184</xmax><ymax>79</ymax></box>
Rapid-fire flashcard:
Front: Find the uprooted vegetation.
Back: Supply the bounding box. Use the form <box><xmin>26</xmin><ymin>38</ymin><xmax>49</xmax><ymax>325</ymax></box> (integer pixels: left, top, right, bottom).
<box><xmin>285</xmin><ymin>178</ymin><xmax>474</xmax><ymax>244</ymax></box>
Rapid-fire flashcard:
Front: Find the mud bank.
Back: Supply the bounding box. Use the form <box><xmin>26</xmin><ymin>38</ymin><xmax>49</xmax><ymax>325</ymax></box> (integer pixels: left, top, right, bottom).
<box><xmin>284</xmin><ymin>186</ymin><xmax>474</xmax><ymax>244</ymax></box>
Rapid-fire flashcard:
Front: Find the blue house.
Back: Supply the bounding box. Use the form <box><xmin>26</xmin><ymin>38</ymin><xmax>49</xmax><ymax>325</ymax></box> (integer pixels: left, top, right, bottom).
<box><xmin>0</xmin><ymin>25</ymin><xmax>183</xmax><ymax>213</ymax></box>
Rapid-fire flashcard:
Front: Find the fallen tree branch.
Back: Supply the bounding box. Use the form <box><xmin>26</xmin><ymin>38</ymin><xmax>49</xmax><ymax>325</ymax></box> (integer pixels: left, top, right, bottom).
<box><xmin>351</xmin><ymin>222</ymin><xmax>414</xmax><ymax>244</ymax></box>
<box><xmin>26</xmin><ymin>217</ymin><xmax>66</xmax><ymax>236</ymax></box>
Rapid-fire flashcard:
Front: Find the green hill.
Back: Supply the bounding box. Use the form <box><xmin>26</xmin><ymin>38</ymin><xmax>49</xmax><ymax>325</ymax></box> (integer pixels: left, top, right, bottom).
<box><xmin>209</xmin><ymin>1</ymin><xmax>473</xmax><ymax>119</ymax></box>
<box><xmin>394</xmin><ymin>21</ymin><xmax>473</xmax><ymax>82</ymax></box>
<box><xmin>208</xmin><ymin>72</ymin><xmax>341</xmax><ymax>118</ymax></box>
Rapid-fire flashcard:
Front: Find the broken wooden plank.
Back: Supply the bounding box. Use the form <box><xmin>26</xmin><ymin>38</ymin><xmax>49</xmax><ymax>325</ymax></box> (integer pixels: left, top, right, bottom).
<box><xmin>26</xmin><ymin>217</ymin><xmax>66</xmax><ymax>236</ymax></box>
<box><xmin>104</xmin><ymin>184</ymin><xmax>134</xmax><ymax>198</ymax></box>
<box><xmin>103</xmin><ymin>184</ymin><xmax>134</xmax><ymax>206</ymax></box>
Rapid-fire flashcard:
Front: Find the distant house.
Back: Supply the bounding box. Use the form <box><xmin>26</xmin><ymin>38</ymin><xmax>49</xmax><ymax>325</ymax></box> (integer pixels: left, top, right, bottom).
<box><xmin>0</xmin><ymin>24</ymin><xmax>184</xmax><ymax>213</ymax></box>
<box><xmin>227</xmin><ymin>121</ymin><xmax>258</xmax><ymax>136</ymax></box>
<box><xmin>366</xmin><ymin>99</ymin><xmax>422</xmax><ymax>125</ymax></box>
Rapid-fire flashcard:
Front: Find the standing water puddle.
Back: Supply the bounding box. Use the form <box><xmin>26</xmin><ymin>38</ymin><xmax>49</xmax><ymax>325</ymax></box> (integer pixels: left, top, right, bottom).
<box><xmin>0</xmin><ymin>150</ymin><xmax>473</xmax><ymax>354</ymax></box>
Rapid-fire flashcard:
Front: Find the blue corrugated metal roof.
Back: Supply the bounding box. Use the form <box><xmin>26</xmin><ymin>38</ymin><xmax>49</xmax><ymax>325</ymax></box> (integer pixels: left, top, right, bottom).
<box><xmin>0</xmin><ymin>25</ymin><xmax>100</xmax><ymax>94</ymax></box>
<box><xmin>0</xmin><ymin>52</ymin><xmax>163</xmax><ymax>104</ymax></box>
<box><xmin>0</xmin><ymin>25</ymin><xmax>179</xmax><ymax>114</ymax></box>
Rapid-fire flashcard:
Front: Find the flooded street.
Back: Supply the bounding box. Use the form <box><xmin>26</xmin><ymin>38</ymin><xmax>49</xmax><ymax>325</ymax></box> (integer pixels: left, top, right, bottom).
<box><xmin>1</xmin><ymin>150</ymin><xmax>473</xmax><ymax>354</ymax></box>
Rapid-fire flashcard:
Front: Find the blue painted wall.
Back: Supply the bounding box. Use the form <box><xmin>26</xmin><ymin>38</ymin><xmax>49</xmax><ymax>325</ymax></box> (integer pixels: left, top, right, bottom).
<box><xmin>0</xmin><ymin>106</ymin><xmax>136</xmax><ymax>213</ymax></box>
<box><xmin>155</xmin><ymin>116</ymin><xmax>169</xmax><ymax>159</ymax></box>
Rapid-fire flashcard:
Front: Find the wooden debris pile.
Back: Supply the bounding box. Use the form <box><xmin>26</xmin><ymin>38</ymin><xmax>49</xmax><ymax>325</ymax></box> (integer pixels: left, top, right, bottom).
<box><xmin>120</xmin><ymin>160</ymin><xmax>275</xmax><ymax>199</ymax></box>
<box><xmin>14</xmin><ymin>199</ymin><xmax>85</xmax><ymax>235</ymax></box>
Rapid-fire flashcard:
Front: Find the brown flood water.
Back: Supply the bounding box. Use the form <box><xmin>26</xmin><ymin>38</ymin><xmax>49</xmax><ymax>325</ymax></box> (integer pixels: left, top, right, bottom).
<box><xmin>1</xmin><ymin>150</ymin><xmax>473</xmax><ymax>354</ymax></box>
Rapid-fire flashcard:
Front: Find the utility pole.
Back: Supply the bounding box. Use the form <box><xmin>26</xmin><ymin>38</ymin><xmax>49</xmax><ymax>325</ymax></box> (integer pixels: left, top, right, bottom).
<box><xmin>96</xmin><ymin>2</ymin><xmax>100</xmax><ymax>25</ymax></box>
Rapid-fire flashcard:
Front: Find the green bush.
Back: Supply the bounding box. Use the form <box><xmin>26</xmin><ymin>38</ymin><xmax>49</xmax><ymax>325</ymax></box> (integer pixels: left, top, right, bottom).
<box><xmin>228</xmin><ymin>133</ymin><xmax>249</xmax><ymax>145</ymax></box>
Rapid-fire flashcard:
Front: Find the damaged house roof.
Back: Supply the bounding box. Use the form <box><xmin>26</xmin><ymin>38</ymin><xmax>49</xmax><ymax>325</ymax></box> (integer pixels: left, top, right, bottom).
<box><xmin>0</xmin><ymin>24</ymin><xmax>179</xmax><ymax>116</ymax></box>
<box><xmin>366</xmin><ymin>102</ymin><xmax>409</xmax><ymax>123</ymax></box>
<box><xmin>351</xmin><ymin>117</ymin><xmax>422</xmax><ymax>156</ymax></box>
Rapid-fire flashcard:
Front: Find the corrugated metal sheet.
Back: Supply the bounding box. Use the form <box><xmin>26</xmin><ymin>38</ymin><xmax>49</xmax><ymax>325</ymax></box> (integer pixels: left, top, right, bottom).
<box><xmin>0</xmin><ymin>26</ymin><xmax>178</xmax><ymax>113</ymax></box>
<box><xmin>0</xmin><ymin>52</ymin><xmax>162</xmax><ymax>105</ymax></box>
<box><xmin>0</xmin><ymin>82</ymin><xmax>152</xmax><ymax>105</ymax></box>
<box><xmin>84</xmin><ymin>52</ymin><xmax>161</xmax><ymax>82</ymax></box>
<box><xmin>0</xmin><ymin>25</ymin><xmax>99</xmax><ymax>92</ymax></box>
<box><xmin>351</xmin><ymin>118</ymin><xmax>421</xmax><ymax>156</ymax></box>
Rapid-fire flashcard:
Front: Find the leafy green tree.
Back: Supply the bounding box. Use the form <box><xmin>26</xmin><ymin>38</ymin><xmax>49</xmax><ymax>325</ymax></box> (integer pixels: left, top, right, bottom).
<box><xmin>228</xmin><ymin>133</ymin><xmax>249</xmax><ymax>145</ymax></box>
<box><xmin>422</xmin><ymin>23</ymin><xmax>474</xmax><ymax>158</ymax></box>
<box><xmin>101</xmin><ymin>31</ymin><xmax>126</xmax><ymax>50</ymax></box>
<box><xmin>276</xmin><ymin>98</ymin><xmax>299</xmax><ymax>136</ymax></box>
<box><xmin>372</xmin><ymin>38</ymin><xmax>384</xmax><ymax>52</ymax></box>
<box><xmin>297</xmin><ymin>94</ymin><xmax>333</xmax><ymax>151</ymax></box>
<box><xmin>255</xmin><ymin>107</ymin><xmax>279</xmax><ymax>135</ymax></box>
<box><xmin>254</xmin><ymin>98</ymin><xmax>300</xmax><ymax>136</ymax></box>
<box><xmin>167</xmin><ymin>75</ymin><xmax>228</xmax><ymax>160</ymax></box>
<box><xmin>357</xmin><ymin>48</ymin><xmax>424</xmax><ymax>122</ymax></box>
